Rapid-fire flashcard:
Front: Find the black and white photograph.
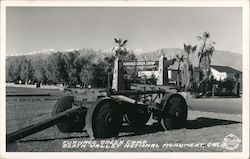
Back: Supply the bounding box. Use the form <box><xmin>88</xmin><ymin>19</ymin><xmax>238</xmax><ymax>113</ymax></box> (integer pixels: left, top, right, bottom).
<box><xmin>0</xmin><ymin>0</ymin><xmax>249</xmax><ymax>158</ymax></box>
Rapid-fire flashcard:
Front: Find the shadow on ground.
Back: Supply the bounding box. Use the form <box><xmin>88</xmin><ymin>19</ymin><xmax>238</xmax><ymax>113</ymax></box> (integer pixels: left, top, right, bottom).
<box><xmin>185</xmin><ymin>117</ymin><xmax>241</xmax><ymax>129</ymax></box>
<box><xmin>119</xmin><ymin>117</ymin><xmax>241</xmax><ymax>137</ymax></box>
<box><xmin>19</xmin><ymin>133</ymin><xmax>89</xmax><ymax>143</ymax></box>
<box><xmin>11</xmin><ymin>117</ymin><xmax>241</xmax><ymax>143</ymax></box>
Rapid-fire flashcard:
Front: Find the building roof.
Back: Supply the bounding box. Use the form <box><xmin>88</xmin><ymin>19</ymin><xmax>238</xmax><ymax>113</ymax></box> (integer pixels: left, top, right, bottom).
<box><xmin>194</xmin><ymin>65</ymin><xmax>241</xmax><ymax>73</ymax></box>
<box><xmin>210</xmin><ymin>65</ymin><xmax>241</xmax><ymax>73</ymax></box>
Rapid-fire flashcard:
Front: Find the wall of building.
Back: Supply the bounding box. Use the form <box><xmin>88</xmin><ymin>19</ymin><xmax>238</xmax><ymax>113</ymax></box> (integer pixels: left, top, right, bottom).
<box><xmin>211</xmin><ymin>68</ymin><xmax>227</xmax><ymax>80</ymax></box>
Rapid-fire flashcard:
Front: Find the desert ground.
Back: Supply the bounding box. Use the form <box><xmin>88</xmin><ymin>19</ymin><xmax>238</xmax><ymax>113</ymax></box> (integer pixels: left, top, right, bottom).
<box><xmin>6</xmin><ymin>87</ymin><xmax>242</xmax><ymax>152</ymax></box>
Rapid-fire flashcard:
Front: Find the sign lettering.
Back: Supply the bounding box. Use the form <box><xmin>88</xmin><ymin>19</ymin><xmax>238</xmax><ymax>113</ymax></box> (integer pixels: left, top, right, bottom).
<box><xmin>123</xmin><ymin>61</ymin><xmax>159</xmax><ymax>67</ymax></box>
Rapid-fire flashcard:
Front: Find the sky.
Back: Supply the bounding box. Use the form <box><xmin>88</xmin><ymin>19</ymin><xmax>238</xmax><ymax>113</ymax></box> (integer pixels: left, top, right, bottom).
<box><xmin>6</xmin><ymin>7</ymin><xmax>242</xmax><ymax>55</ymax></box>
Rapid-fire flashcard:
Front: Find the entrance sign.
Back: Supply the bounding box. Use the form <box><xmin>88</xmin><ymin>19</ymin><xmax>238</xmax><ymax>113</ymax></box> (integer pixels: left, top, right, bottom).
<box><xmin>112</xmin><ymin>56</ymin><xmax>170</xmax><ymax>91</ymax></box>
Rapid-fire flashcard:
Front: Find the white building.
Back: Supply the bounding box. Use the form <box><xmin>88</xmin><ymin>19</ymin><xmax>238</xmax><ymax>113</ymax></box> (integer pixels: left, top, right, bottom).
<box><xmin>211</xmin><ymin>67</ymin><xmax>227</xmax><ymax>80</ymax></box>
<box><xmin>210</xmin><ymin>65</ymin><xmax>242</xmax><ymax>81</ymax></box>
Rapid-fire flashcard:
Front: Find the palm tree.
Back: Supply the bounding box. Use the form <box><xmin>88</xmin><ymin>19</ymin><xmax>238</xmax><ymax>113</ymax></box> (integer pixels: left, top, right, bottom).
<box><xmin>174</xmin><ymin>54</ymin><xmax>184</xmax><ymax>87</ymax></box>
<box><xmin>113</xmin><ymin>38</ymin><xmax>129</xmax><ymax>62</ymax></box>
<box><xmin>181</xmin><ymin>44</ymin><xmax>197</xmax><ymax>91</ymax></box>
<box><xmin>197</xmin><ymin>32</ymin><xmax>215</xmax><ymax>84</ymax></box>
<box><xmin>98</xmin><ymin>38</ymin><xmax>130</xmax><ymax>84</ymax></box>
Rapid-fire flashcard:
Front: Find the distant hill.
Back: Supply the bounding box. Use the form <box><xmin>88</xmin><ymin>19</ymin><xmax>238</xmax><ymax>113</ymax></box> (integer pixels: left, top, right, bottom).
<box><xmin>7</xmin><ymin>48</ymin><xmax>242</xmax><ymax>71</ymax></box>
<box><xmin>137</xmin><ymin>48</ymin><xmax>242</xmax><ymax>71</ymax></box>
<box><xmin>7</xmin><ymin>48</ymin><xmax>112</xmax><ymax>65</ymax></box>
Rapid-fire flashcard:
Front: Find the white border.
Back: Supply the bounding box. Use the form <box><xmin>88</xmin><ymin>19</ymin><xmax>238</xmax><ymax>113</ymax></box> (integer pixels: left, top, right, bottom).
<box><xmin>0</xmin><ymin>0</ymin><xmax>249</xmax><ymax>7</ymax></box>
<box><xmin>0</xmin><ymin>1</ymin><xmax>249</xmax><ymax>159</ymax></box>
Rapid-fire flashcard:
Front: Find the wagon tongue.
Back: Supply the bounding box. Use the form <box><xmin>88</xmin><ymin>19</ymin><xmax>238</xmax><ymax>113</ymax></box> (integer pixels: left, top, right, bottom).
<box><xmin>6</xmin><ymin>106</ymin><xmax>82</xmax><ymax>143</ymax></box>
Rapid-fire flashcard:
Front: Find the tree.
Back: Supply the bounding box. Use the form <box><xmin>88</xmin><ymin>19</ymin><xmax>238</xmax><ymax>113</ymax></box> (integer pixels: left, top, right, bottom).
<box><xmin>6</xmin><ymin>56</ymin><xmax>22</xmax><ymax>82</ymax></box>
<box><xmin>111</xmin><ymin>38</ymin><xmax>138</xmax><ymax>88</ymax></box>
<box><xmin>33</xmin><ymin>56</ymin><xmax>47</xmax><ymax>84</ymax></box>
<box><xmin>21</xmin><ymin>59</ymin><xmax>34</xmax><ymax>84</ymax></box>
<box><xmin>103</xmin><ymin>55</ymin><xmax>116</xmax><ymax>72</ymax></box>
<box><xmin>44</xmin><ymin>52</ymin><xmax>64</xmax><ymax>84</ymax></box>
<box><xmin>197</xmin><ymin>32</ymin><xmax>215</xmax><ymax>86</ymax></box>
<box><xmin>6</xmin><ymin>56</ymin><xmax>36</xmax><ymax>83</ymax></box>
<box><xmin>80</xmin><ymin>68</ymin><xmax>93</xmax><ymax>88</ymax></box>
<box><xmin>17</xmin><ymin>56</ymin><xmax>34</xmax><ymax>84</ymax></box>
<box><xmin>234</xmin><ymin>72</ymin><xmax>240</xmax><ymax>96</ymax></box>
<box><xmin>62</xmin><ymin>51</ymin><xmax>80</xmax><ymax>85</ymax></box>
<box><xmin>181</xmin><ymin>44</ymin><xmax>197</xmax><ymax>91</ymax></box>
<box><xmin>223</xmin><ymin>78</ymin><xmax>236</xmax><ymax>93</ymax></box>
<box><xmin>196</xmin><ymin>32</ymin><xmax>215</xmax><ymax>95</ymax></box>
<box><xmin>217</xmin><ymin>78</ymin><xmax>236</xmax><ymax>95</ymax></box>
<box><xmin>113</xmin><ymin>38</ymin><xmax>128</xmax><ymax>61</ymax></box>
<box><xmin>95</xmin><ymin>53</ymin><xmax>119</xmax><ymax>88</ymax></box>
<box><xmin>113</xmin><ymin>38</ymin><xmax>136</xmax><ymax>62</ymax></box>
<box><xmin>76</xmin><ymin>55</ymin><xmax>95</xmax><ymax>87</ymax></box>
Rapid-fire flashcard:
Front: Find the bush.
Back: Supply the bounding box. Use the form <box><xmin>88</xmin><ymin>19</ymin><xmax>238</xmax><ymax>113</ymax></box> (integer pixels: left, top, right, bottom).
<box><xmin>218</xmin><ymin>78</ymin><xmax>235</xmax><ymax>93</ymax></box>
<box><xmin>194</xmin><ymin>77</ymin><xmax>237</xmax><ymax>97</ymax></box>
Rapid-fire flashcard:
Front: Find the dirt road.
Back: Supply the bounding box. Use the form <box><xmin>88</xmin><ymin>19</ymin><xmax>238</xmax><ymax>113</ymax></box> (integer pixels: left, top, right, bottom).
<box><xmin>187</xmin><ymin>98</ymin><xmax>242</xmax><ymax>114</ymax></box>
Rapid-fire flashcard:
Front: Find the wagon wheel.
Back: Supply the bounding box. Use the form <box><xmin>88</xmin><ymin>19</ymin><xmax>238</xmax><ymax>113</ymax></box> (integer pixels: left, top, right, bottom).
<box><xmin>85</xmin><ymin>98</ymin><xmax>123</xmax><ymax>138</ymax></box>
<box><xmin>160</xmin><ymin>94</ymin><xmax>187</xmax><ymax>130</ymax></box>
<box><xmin>51</xmin><ymin>96</ymin><xmax>86</xmax><ymax>133</ymax></box>
<box><xmin>124</xmin><ymin>109</ymin><xmax>151</xmax><ymax>126</ymax></box>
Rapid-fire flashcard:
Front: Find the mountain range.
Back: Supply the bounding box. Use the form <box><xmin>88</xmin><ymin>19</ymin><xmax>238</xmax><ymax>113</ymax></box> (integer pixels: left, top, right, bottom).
<box><xmin>7</xmin><ymin>48</ymin><xmax>242</xmax><ymax>71</ymax></box>
<box><xmin>138</xmin><ymin>48</ymin><xmax>242</xmax><ymax>71</ymax></box>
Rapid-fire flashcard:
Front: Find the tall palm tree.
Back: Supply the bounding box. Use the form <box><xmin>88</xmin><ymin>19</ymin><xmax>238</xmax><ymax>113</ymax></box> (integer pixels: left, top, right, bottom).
<box><xmin>197</xmin><ymin>32</ymin><xmax>215</xmax><ymax>84</ymax></box>
<box><xmin>113</xmin><ymin>38</ymin><xmax>129</xmax><ymax>62</ymax></box>
<box><xmin>181</xmin><ymin>44</ymin><xmax>197</xmax><ymax>91</ymax></box>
